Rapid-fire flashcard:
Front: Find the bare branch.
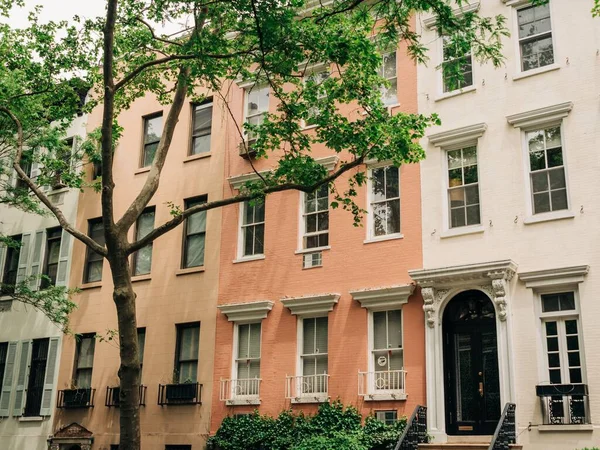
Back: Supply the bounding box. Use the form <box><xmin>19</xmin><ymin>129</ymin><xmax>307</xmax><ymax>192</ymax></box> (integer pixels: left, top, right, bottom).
<box><xmin>135</xmin><ymin>17</ymin><xmax>183</xmax><ymax>47</ymax></box>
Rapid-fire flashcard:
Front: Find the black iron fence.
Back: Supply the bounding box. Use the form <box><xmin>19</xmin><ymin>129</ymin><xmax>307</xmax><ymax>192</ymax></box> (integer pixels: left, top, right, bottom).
<box><xmin>394</xmin><ymin>405</ymin><xmax>427</xmax><ymax>450</ymax></box>
<box><xmin>57</xmin><ymin>388</ymin><xmax>95</xmax><ymax>408</ymax></box>
<box><xmin>158</xmin><ymin>382</ymin><xmax>202</xmax><ymax>405</ymax></box>
<box><xmin>105</xmin><ymin>385</ymin><xmax>147</xmax><ymax>407</ymax></box>
<box><xmin>536</xmin><ymin>384</ymin><xmax>590</xmax><ymax>425</ymax></box>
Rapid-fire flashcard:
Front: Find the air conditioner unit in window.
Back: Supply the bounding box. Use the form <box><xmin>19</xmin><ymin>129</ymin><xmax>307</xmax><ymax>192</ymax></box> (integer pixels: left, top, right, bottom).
<box><xmin>303</xmin><ymin>252</ymin><xmax>322</xmax><ymax>269</ymax></box>
<box><xmin>238</xmin><ymin>141</ymin><xmax>257</xmax><ymax>159</ymax></box>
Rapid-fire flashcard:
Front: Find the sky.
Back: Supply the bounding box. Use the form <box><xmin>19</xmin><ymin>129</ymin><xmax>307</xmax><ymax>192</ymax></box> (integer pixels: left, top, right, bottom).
<box><xmin>6</xmin><ymin>0</ymin><xmax>106</xmax><ymax>28</ymax></box>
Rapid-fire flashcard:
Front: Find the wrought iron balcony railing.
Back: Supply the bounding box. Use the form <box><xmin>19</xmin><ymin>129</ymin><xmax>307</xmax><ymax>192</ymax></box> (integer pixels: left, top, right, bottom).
<box><xmin>105</xmin><ymin>385</ymin><xmax>147</xmax><ymax>407</ymax></box>
<box><xmin>219</xmin><ymin>378</ymin><xmax>261</xmax><ymax>405</ymax></box>
<box><xmin>536</xmin><ymin>384</ymin><xmax>590</xmax><ymax>425</ymax></box>
<box><xmin>57</xmin><ymin>388</ymin><xmax>95</xmax><ymax>408</ymax></box>
<box><xmin>285</xmin><ymin>374</ymin><xmax>329</xmax><ymax>403</ymax></box>
<box><xmin>158</xmin><ymin>382</ymin><xmax>202</xmax><ymax>406</ymax></box>
<box><xmin>358</xmin><ymin>369</ymin><xmax>407</xmax><ymax>401</ymax></box>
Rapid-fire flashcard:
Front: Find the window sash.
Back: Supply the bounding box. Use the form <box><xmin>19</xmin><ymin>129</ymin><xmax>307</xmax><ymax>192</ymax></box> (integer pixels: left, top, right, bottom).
<box><xmin>84</xmin><ymin>219</ymin><xmax>104</xmax><ymax>283</ymax></box>
<box><xmin>2</xmin><ymin>235</ymin><xmax>22</xmax><ymax>294</ymax></box>
<box><xmin>133</xmin><ymin>209</ymin><xmax>155</xmax><ymax>275</ymax></box>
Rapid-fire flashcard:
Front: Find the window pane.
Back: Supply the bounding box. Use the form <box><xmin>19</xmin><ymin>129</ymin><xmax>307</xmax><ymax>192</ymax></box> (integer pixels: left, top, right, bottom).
<box><xmin>78</xmin><ymin>337</ymin><xmax>95</xmax><ymax>368</ymax></box>
<box><xmin>463</xmin><ymin>165</ymin><xmax>478</xmax><ymax>184</ymax></box>
<box><xmin>533</xmin><ymin>192</ymin><xmax>551</xmax><ymax>214</ymax></box>
<box><xmin>306</xmin><ymin>214</ymin><xmax>317</xmax><ymax>233</ymax></box>
<box><xmin>303</xmin><ymin>318</ymin><xmax>316</xmax><ymax>354</ymax></box>
<box><xmin>547</xmin><ymin>353</ymin><xmax>560</xmax><ymax>368</ymax></box>
<box><xmin>542</xmin><ymin>296</ymin><xmax>560</xmax><ymax>313</ymax></box>
<box><xmin>387</xmin><ymin>310</ymin><xmax>402</xmax><ymax>348</ymax></box>
<box><xmin>137</xmin><ymin>329</ymin><xmax>146</xmax><ymax>364</ymax></box>
<box><xmin>185</xmin><ymin>234</ymin><xmax>205</xmax><ymax>268</ymax></box>
<box><xmin>546</xmin><ymin>148</ymin><xmax>563</xmax><ymax>168</ymax></box>
<box><xmin>317</xmin><ymin>212</ymin><xmax>329</xmax><ymax>232</ymax></box>
<box><xmin>531</xmin><ymin>172</ymin><xmax>549</xmax><ymax>193</ymax></box>
<box><xmin>560</xmin><ymin>294</ymin><xmax>576</xmax><ymax>312</ymax></box>
<box><xmin>192</xmin><ymin>135</ymin><xmax>211</xmax><ymax>155</ymax></box>
<box><xmin>566</xmin><ymin>335</ymin><xmax>579</xmax><ymax>351</ymax></box>
<box><xmin>448</xmin><ymin>168</ymin><xmax>463</xmax><ymax>187</ymax></box>
<box><xmin>546</xmin><ymin>337</ymin><xmax>559</xmax><ymax>352</ymax></box>
<box><xmin>451</xmin><ymin>208</ymin><xmax>466</xmax><ymax>228</ymax></box>
<box><xmin>238</xmin><ymin>325</ymin><xmax>249</xmax><ymax>359</ymax></box>
<box><xmin>385</xmin><ymin>167</ymin><xmax>399</xmax><ymax>199</ymax></box>
<box><xmin>545</xmin><ymin>127</ymin><xmax>561</xmax><ymax>148</ymax></box>
<box><xmin>315</xmin><ymin>317</ymin><xmax>328</xmax><ymax>354</ymax></box>
<box><xmin>551</xmin><ymin>189</ymin><xmax>568</xmax><ymax>211</ymax></box>
<box><xmin>383</xmin><ymin>52</ymin><xmax>396</xmax><ymax>79</ymax></box>
<box><xmin>388</xmin><ymin>200</ymin><xmax>401</xmax><ymax>234</ymax></box>
<box><xmin>137</xmin><ymin>211</ymin><xmax>155</xmax><ymax>239</ymax></box>
<box><xmin>187</xmin><ymin>210</ymin><xmax>207</xmax><ymax>235</ymax></box>
<box><xmin>144</xmin><ymin>116</ymin><xmax>163</xmax><ymax>144</ymax></box>
<box><xmin>305</xmin><ymin>193</ymin><xmax>316</xmax><ymax>213</ymax></box>
<box><xmin>549</xmin><ymin>169</ymin><xmax>566</xmax><ymax>189</ymax></box>
<box><xmin>179</xmin><ymin>326</ymin><xmax>200</xmax><ymax>361</ymax></box>
<box><xmin>178</xmin><ymin>361</ymin><xmax>197</xmax><ymax>383</ymax></box>
<box><xmin>466</xmin><ymin>205</ymin><xmax>481</xmax><ymax>226</ymax></box>
<box><xmin>568</xmin><ymin>352</ymin><xmax>580</xmax><ymax>367</ymax></box>
<box><xmin>373</xmin><ymin>203</ymin><xmax>387</xmax><ymax>236</ymax></box>
<box><xmin>143</xmin><ymin>143</ymin><xmax>158</xmax><ymax>167</ymax></box>
<box><xmin>244</xmin><ymin>226</ymin><xmax>255</xmax><ymax>256</ymax></box>
<box><xmin>545</xmin><ymin>320</ymin><xmax>558</xmax><ymax>335</ymax></box>
<box><xmin>570</xmin><ymin>368</ymin><xmax>582</xmax><ymax>383</ymax></box>
<box><xmin>134</xmin><ymin>245</ymin><xmax>152</xmax><ymax>275</ymax></box>
<box><xmin>373</xmin><ymin>312</ymin><xmax>387</xmax><ymax>350</ymax></box>
<box><xmin>249</xmin><ymin>323</ymin><xmax>261</xmax><ymax>358</ymax></box>
<box><xmin>193</xmin><ymin>105</ymin><xmax>212</xmax><ymax>135</ymax></box>
<box><xmin>549</xmin><ymin>369</ymin><xmax>561</xmax><ymax>384</ymax></box>
<box><xmin>254</xmin><ymin>224</ymin><xmax>264</xmax><ymax>254</ymax></box>
<box><xmin>447</xmin><ymin>150</ymin><xmax>462</xmax><ymax>169</ymax></box>
<box><xmin>529</xmin><ymin>151</ymin><xmax>546</xmax><ymax>171</ymax></box>
<box><xmin>464</xmin><ymin>185</ymin><xmax>479</xmax><ymax>206</ymax></box>
<box><xmin>449</xmin><ymin>187</ymin><xmax>465</xmax><ymax>208</ymax></box>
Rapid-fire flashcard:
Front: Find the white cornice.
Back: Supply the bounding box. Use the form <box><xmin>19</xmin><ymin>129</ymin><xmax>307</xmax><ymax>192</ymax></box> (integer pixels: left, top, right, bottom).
<box><xmin>409</xmin><ymin>260</ymin><xmax>518</xmax><ymax>287</ymax></box>
<box><xmin>228</xmin><ymin>155</ymin><xmax>339</xmax><ymax>190</ymax></box>
<box><xmin>506</xmin><ymin>102</ymin><xmax>573</xmax><ymax>129</ymax></box>
<box><xmin>218</xmin><ymin>300</ymin><xmax>274</xmax><ymax>322</ymax></box>
<box><xmin>427</xmin><ymin>123</ymin><xmax>487</xmax><ymax>148</ymax></box>
<box><xmin>280</xmin><ymin>293</ymin><xmax>340</xmax><ymax>316</ymax></box>
<box><xmin>423</xmin><ymin>2</ymin><xmax>481</xmax><ymax>29</ymax></box>
<box><xmin>519</xmin><ymin>265</ymin><xmax>590</xmax><ymax>289</ymax></box>
<box><xmin>350</xmin><ymin>284</ymin><xmax>414</xmax><ymax>310</ymax></box>
<box><xmin>503</xmin><ymin>0</ymin><xmax>532</xmax><ymax>7</ymax></box>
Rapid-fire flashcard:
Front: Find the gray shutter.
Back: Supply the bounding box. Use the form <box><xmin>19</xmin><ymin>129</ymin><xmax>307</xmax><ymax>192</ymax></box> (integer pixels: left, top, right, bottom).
<box><xmin>0</xmin><ymin>243</ymin><xmax>6</xmax><ymax>283</ymax></box>
<box><xmin>55</xmin><ymin>230</ymin><xmax>71</xmax><ymax>286</ymax></box>
<box><xmin>0</xmin><ymin>342</ymin><xmax>18</xmax><ymax>417</ymax></box>
<box><xmin>13</xmin><ymin>340</ymin><xmax>32</xmax><ymax>416</ymax></box>
<box><xmin>15</xmin><ymin>232</ymin><xmax>32</xmax><ymax>285</ymax></box>
<box><xmin>39</xmin><ymin>337</ymin><xmax>60</xmax><ymax>416</ymax></box>
<box><xmin>28</xmin><ymin>230</ymin><xmax>46</xmax><ymax>290</ymax></box>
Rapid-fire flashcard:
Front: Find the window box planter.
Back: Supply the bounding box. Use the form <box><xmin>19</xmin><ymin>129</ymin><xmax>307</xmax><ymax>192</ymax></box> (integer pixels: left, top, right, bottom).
<box><xmin>58</xmin><ymin>388</ymin><xmax>95</xmax><ymax>408</ymax></box>
<box><xmin>158</xmin><ymin>382</ymin><xmax>201</xmax><ymax>405</ymax></box>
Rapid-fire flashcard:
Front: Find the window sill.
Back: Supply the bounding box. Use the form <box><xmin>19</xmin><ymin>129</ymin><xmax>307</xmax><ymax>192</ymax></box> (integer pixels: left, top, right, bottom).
<box><xmin>301</xmin><ymin>124</ymin><xmax>319</xmax><ymax>131</ymax></box>
<box><xmin>183</xmin><ymin>152</ymin><xmax>211</xmax><ymax>163</ymax></box>
<box><xmin>295</xmin><ymin>246</ymin><xmax>331</xmax><ymax>255</ymax></box>
<box><xmin>131</xmin><ymin>274</ymin><xmax>152</xmax><ymax>283</ymax></box>
<box><xmin>513</xmin><ymin>64</ymin><xmax>560</xmax><ymax>81</ymax></box>
<box><xmin>361</xmin><ymin>103</ymin><xmax>402</xmax><ymax>116</ymax></box>
<box><xmin>363</xmin><ymin>233</ymin><xmax>404</xmax><ymax>244</ymax></box>
<box><xmin>523</xmin><ymin>210</ymin><xmax>575</xmax><ymax>225</ymax></box>
<box><xmin>0</xmin><ymin>298</ymin><xmax>13</xmax><ymax>311</ymax></box>
<box><xmin>48</xmin><ymin>186</ymin><xmax>70</xmax><ymax>195</ymax></box>
<box><xmin>175</xmin><ymin>266</ymin><xmax>205</xmax><ymax>276</ymax></box>
<box><xmin>225</xmin><ymin>398</ymin><xmax>261</xmax><ymax>406</ymax></box>
<box><xmin>290</xmin><ymin>395</ymin><xmax>329</xmax><ymax>404</ymax></box>
<box><xmin>363</xmin><ymin>393</ymin><xmax>407</xmax><ymax>402</ymax></box>
<box><xmin>435</xmin><ymin>85</ymin><xmax>476</xmax><ymax>102</ymax></box>
<box><xmin>79</xmin><ymin>281</ymin><xmax>103</xmax><ymax>290</ymax></box>
<box><xmin>19</xmin><ymin>416</ymin><xmax>45</xmax><ymax>422</ymax></box>
<box><xmin>134</xmin><ymin>167</ymin><xmax>151</xmax><ymax>175</ymax></box>
<box><xmin>537</xmin><ymin>424</ymin><xmax>594</xmax><ymax>432</ymax></box>
<box><xmin>233</xmin><ymin>254</ymin><xmax>266</xmax><ymax>264</ymax></box>
<box><xmin>440</xmin><ymin>225</ymin><xmax>485</xmax><ymax>239</ymax></box>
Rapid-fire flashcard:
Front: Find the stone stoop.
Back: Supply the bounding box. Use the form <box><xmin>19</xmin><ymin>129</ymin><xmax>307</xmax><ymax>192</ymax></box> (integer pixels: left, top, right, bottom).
<box><xmin>418</xmin><ymin>445</ymin><xmax>523</xmax><ymax>450</ymax></box>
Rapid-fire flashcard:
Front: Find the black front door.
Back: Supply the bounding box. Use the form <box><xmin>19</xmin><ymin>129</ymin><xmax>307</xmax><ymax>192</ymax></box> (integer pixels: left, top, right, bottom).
<box><xmin>443</xmin><ymin>290</ymin><xmax>501</xmax><ymax>435</ymax></box>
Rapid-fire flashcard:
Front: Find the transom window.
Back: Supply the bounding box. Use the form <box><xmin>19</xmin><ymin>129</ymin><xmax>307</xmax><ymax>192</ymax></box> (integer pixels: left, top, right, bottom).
<box><xmin>379</xmin><ymin>51</ymin><xmax>397</xmax><ymax>105</ymax></box>
<box><xmin>518</xmin><ymin>3</ymin><xmax>554</xmax><ymax>72</ymax></box>
<box><xmin>301</xmin><ymin>317</ymin><xmax>328</xmax><ymax>393</ymax></box>
<box><xmin>191</xmin><ymin>101</ymin><xmax>213</xmax><ymax>155</ymax></box>
<box><xmin>370</xmin><ymin>166</ymin><xmax>400</xmax><ymax>237</ymax></box>
<box><xmin>133</xmin><ymin>207</ymin><xmax>155</xmax><ymax>276</ymax></box>
<box><xmin>527</xmin><ymin>126</ymin><xmax>567</xmax><ymax>214</ymax></box>
<box><xmin>235</xmin><ymin>323</ymin><xmax>261</xmax><ymax>394</ymax></box>
<box><xmin>244</xmin><ymin>85</ymin><xmax>269</xmax><ymax>143</ymax></box>
<box><xmin>141</xmin><ymin>114</ymin><xmax>163</xmax><ymax>168</ymax></box>
<box><xmin>241</xmin><ymin>200</ymin><xmax>265</xmax><ymax>257</ymax></box>
<box><xmin>442</xmin><ymin>35</ymin><xmax>473</xmax><ymax>93</ymax></box>
<box><xmin>447</xmin><ymin>146</ymin><xmax>480</xmax><ymax>228</ymax></box>
<box><xmin>303</xmin><ymin>185</ymin><xmax>329</xmax><ymax>249</ymax></box>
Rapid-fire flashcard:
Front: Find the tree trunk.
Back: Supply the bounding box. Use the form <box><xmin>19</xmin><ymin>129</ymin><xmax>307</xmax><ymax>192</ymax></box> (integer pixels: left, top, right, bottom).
<box><xmin>109</xmin><ymin>252</ymin><xmax>141</xmax><ymax>450</ymax></box>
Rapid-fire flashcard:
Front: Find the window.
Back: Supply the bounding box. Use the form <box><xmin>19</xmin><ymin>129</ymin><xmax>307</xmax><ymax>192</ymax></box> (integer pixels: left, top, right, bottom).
<box><xmin>447</xmin><ymin>146</ymin><xmax>480</xmax><ymax>228</ymax></box>
<box><xmin>376</xmin><ymin>410</ymin><xmax>398</xmax><ymax>425</ymax></box>
<box><xmin>518</xmin><ymin>3</ymin><xmax>554</xmax><ymax>72</ymax></box>
<box><xmin>1</xmin><ymin>235</ymin><xmax>21</xmax><ymax>295</ymax></box>
<box><xmin>304</xmin><ymin>69</ymin><xmax>329</xmax><ymax>126</ymax></box>
<box><xmin>527</xmin><ymin>126</ymin><xmax>567</xmax><ymax>214</ymax></box>
<box><xmin>15</xmin><ymin>151</ymin><xmax>33</xmax><ymax>191</ymax></box>
<box><xmin>379</xmin><ymin>51</ymin><xmax>397</xmax><ymax>105</ymax></box>
<box><xmin>241</xmin><ymin>200</ymin><xmax>265</xmax><ymax>257</ymax></box>
<box><xmin>165</xmin><ymin>446</ymin><xmax>191</xmax><ymax>450</ymax></box>
<box><xmin>370</xmin><ymin>166</ymin><xmax>400</xmax><ymax>237</ymax></box>
<box><xmin>190</xmin><ymin>101</ymin><xmax>213</xmax><ymax>155</ymax></box>
<box><xmin>0</xmin><ymin>343</ymin><xmax>7</xmax><ymax>395</ymax></box>
<box><xmin>138</xmin><ymin>328</ymin><xmax>146</xmax><ymax>373</ymax></box>
<box><xmin>182</xmin><ymin>198</ymin><xmax>206</xmax><ymax>269</ymax></box>
<box><xmin>73</xmin><ymin>334</ymin><xmax>95</xmax><ymax>388</ymax></box>
<box><xmin>235</xmin><ymin>323</ymin><xmax>261</xmax><ymax>392</ymax></box>
<box><xmin>244</xmin><ymin>85</ymin><xmax>269</xmax><ymax>143</ymax></box>
<box><xmin>372</xmin><ymin>310</ymin><xmax>403</xmax><ymax>388</ymax></box>
<box><xmin>175</xmin><ymin>323</ymin><xmax>200</xmax><ymax>383</ymax></box>
<box><xmin>141</xmin><ymin>114</ymin><xmax>163</xmax><ymax>168</ymax></box>
<box><xmin>302</xmin><ymin>185</ymin><xmax>329</xmax><ymax>249</ymax></box>
<box><xmin>442</xmin><ymin>35</ymin><xmax>473</xmax><ymax>92</ymax></box>
<box><xmin>41</xmin><ymin>227</ymin><xmax>62</xmax><ymax>289</ymax></box>
<box><xmin>84</xmin><ymin>218</ymin><xmax>104</xmax><ymax>283</ymax></box>
<box><xmin>133</xmin><ymin>208</ymin><xmax>155</xmax><ymax>276</ymax></box>
<box><xmin>301</xmin><ymin>317</ymin><xmax>328</xmax><ymax>393</ymax></box>
<box><xmin>110</xmin><ymin>446</ymin><xmax>120</xmax><ymax>450</ymax></box>
<box><xmin>23</xmin><ymin>338</ymin><xmax>49</xmax><ymax>417</ymax></box>
<box><xmin>53</xmin><ymin>138</ymin><xmax>73</xmax><ymax>189</ymax></box>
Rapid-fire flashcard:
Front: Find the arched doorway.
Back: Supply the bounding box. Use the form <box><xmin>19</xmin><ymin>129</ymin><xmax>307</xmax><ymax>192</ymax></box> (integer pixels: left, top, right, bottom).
<box><xmin>443</xmin><ymin>290</ymin><xmax>501</xmax><ymax>436</ymax></box>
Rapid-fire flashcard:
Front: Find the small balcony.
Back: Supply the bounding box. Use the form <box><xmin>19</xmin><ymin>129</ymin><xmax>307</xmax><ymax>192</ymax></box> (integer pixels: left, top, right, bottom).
<box><xmin>536</xmin><ymin>384</ymin><xmax>591</xmax><ymax>426</ymax></box>
<box><xmin>57</xmin><ymin>388</ymin><xmax>95</xmax><ymax>408</ymax></box>
<box><xmin>358</xmin><ymin>370</ymin><xmax>407</xmax><ymax>401</ymax></box>
<box><xmin>219</xmin><ymin>378</ymin><xmax>261</xmax><ymax>406</ymax></box>
<box><xmin>105</xmin><ymin>385</ymin><xmax>147</xmax><ymax>407</ymax></box>
<box><xmin>158</xmin><ymin>382</ymin><xmax>202</xmax><ymax>406</ymax></box>
<box><xmin>285</xmin><ymin>374</ymin><xmax>329</xmax><ymax>404</ymax></box>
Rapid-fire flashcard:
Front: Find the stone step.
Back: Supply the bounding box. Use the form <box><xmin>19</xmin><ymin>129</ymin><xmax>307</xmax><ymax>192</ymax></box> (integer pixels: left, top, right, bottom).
<box><xmin>419</xmin><ymin>445</ymin><xmax>523</xmax><ymax>450</ymax></box>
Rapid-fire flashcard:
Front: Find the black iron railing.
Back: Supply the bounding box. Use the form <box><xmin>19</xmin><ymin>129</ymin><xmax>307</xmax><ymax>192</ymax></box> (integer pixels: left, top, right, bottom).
<box><xmin>57</xmin><ymin>388</ymin><xmax>95</xmax><ymax>408</ymax></box>
<box><xmin>158</xmin><ymin>382</ymin><xmax>202</xmax><ymax>405</ymax></box>
<box><xmin>394</xmin><ymin>405</ymin><xmax>427</xmax><ymax>450</ymax></box>
<box><xmin>105</xmin><ymin>385</ymin><xmax>147</xmax><ymax>407</ymax></box>
<box><xmin>536</xmin><ymin>384</ymin><xmax>590</xmax><ymax>425</ymax></box>
<box><xmin>488</xmin><ymin>403</ymin><xmax>516</xmax><ymax>450</ymax></box>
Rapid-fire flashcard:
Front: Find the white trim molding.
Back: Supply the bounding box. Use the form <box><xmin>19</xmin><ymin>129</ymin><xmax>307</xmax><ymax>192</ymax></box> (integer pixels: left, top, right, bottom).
<box><xmin>427</xmin><ymin>123</ymin><xmax>487</xmax><ymax>148</ymax></box>
<box><xmin>280</xmin><ymin>293</ymin><xmax>340</xmax><ymax>316</ymax></box>
<box><xmin>506</xmin><ymin>102</ymin><xmax>573</xmax><ymax>129</ymax></box>
<box><xmin>423</xmin><ymin>2</ymin><xmax>480</xmax><ymax>29</ymax></box>
<box><xmin>503</xmin><ymin>0</ymin><xmax>534</xmax><ymax>7</ymax></box>
<box><xmin>228</xmin><ymin>155</ymin><xmax>340</xmax><ymax>190</ymax></box>
<box><xmin>350</xmin><ymin>284</ymin><xmax>414</xmax><ymax>311</ymax></box>
<box><xmin>519</xmin><ymin>265</ymin><xmax>589</xmax><ymax>289</ymax></box>
<box><xmin>218</xmin><ymin>300</ymin><xmax>274</xmax><ymax>322</ymax></box>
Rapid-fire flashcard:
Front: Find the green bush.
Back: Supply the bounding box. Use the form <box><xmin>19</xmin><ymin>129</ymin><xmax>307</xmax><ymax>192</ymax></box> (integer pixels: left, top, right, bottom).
<box><xmin>208</xmin><ymin>401</ymin><xmax>407</xmax><ymax>450</ymax></box>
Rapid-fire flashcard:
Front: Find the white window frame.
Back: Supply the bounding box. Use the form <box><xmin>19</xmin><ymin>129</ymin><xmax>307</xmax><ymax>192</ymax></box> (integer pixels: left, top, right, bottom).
<box><xmin>237</xmin><ymin>200</ymin><xmax>266</xmax><ymax>261</ymax></box>
<box><xmin>296</xmin><ymin>316</ymin><xmax>328</xmax><ymax>378</ymax></box>
<box><xmin>445</xmin><ymin>145</ymin><xmax>481</xmax><ymax>230</ymax></box>
<box><xmin>243</xmin><ymin>84</ymin><xmax>269</xmax><ymax>143</ymax></box>
<box><xmin>190</xmin><ymin>100</ymin><xmax>213</xmax><ymax>156</ymax></box>
<box><xmin>378</xmin><ymin>50</ymin><xmax>398</xmax><ymax>106</ymax></box>
<box><xmin>438</xmin><ymin>34</ymin><xmax>475</xmax><ymax>96</ymax></box>
<box><xmin>231</xmin><ymin>321</ymin><xmax>262</xmax><ymax>399</ymax></box>
<box><xmin>367</xmin><ymin>308</ymin><xmax>404</xmax><ymax>395</ymax></box>
<box><xmin>302</xmin><ymin>65</ymin><xmax>330</xmax><ymax>129</ymax></box>
<box><xmin>297</xmin><ymin>187</ymin><xmax>330</xmax><ymax>252</ymax></box>
<box><xmin>366</xmin><ymin>162</ymin><xmax>402</xmax><ymax>242</ymax></box>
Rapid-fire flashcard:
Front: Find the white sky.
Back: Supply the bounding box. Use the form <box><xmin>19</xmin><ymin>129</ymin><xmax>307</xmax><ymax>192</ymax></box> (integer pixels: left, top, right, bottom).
<box><xmin>6</xmin><ymin>0</ymin><xmax>106</xmax><ymax>28</ymax></box>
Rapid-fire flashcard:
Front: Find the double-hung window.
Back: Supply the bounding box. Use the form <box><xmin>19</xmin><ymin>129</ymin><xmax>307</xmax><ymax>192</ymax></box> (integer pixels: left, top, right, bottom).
<box><xmin>182</xmin><ymin>197</ymin><xmax>207</xmax><ymax>269</ymax></box>
<box><xmin>302</xmin><ymin>185</ymin><xmax>329</xmax><ymax>249</ymax></box>
<box><xmin>517</xmin><ymin>3</ymin><xmax>554</xmax><ymax>72</ymax></box>
<box><xmin>370</xmin><ymin>166</ymin><xmax>400</xmax><ymax>237</ymax></box>
<box><xmin>141</xmin><ymin>114</ymin><xmax>163</xmax><ymax>168</ymax></box>
<box><xmin>301</xmin><ymin>317</ymin><xmax>328</xmax><ymax>394</ymax></box>
<box><xmin>379</xmin><ymin>51</ymin><xmax>398</xmax><ymax>105</ymax></box>
<box><xmin>74</xmin><ymin>333</ymin><xmax>95</xmax><ymax>388</ymax></box>
<box><xmin>84</xmin><ymin>218</ymin><xmax>104</xmax><ymax>283</ymax></box>
<box><xmin>133</xmin><ymin>207</ymin><xmax>155</xmax><ymax>276</ymax></box>
<box><xmin>442</xmin><ymin>35</ymin><xmax>473</xmax><ymax>92</ymax></box>
<box><xmin>1</xmin><ymin>235</ymin><xmax>21</xmax><ymax>296</ymax></box>
<box><xmin>23</xmin><ymin>338</ymin><xmax>49</xmax><ymax>417</ymax></box>
<box><xmin>241</xmin><ymin>200</ymin><xmax>265</xmax><ymax>257</ymax></box>
<box><xmin>15</xmin><ymin>151</ymin><xmax>33</xmax><ymax>192</ymax></box>
<box><xmin>372</xmin><ymin>310</ymin><xmax>403</xmax><ymax>390</ymax></box>
<box><xmin>175</xmin><ymin>323</ymin><xmax>200</xmax><ymax>383</ymax></box>
<box><xmin>191</xmin><ymin>101</ymin><xmax>213</xmax><ymax>155</ymax></box>
<box><xmin>0</xmin><ymin>343</ymin><xmax>7</xmax><ymax>394</ymax></box>
<box><xmin>41</xmin><ymin>227</ymin><xmax>62</xmax><ymax>288</ymax></box>
<box><xmin>53</xmin><ymin>138</ymin><xmax>73</xmax><ymax>189</ymax></box>
<box><xmin>447</xmin><ymin>146</ymin><xmax>480</xmax><ymax>228</ymax></box>
<box><xmin>304</xmin><ymin>69</ymin><xmax>329</xmax><ymax>126</ymax></box>
<box><xmin>376</xmin><ymin>410</ymin><xmax>398</xmax><ymax>425</ymax></box>
<box><xmin>244</xmin><ymin>85</ymin><xmax>269</xmax><ymax>143</ymax></box>
<box><xmin>235</xmin><ymin>323</ymin><xmax>261</xmax><ymax>395</ymax></box>
<box><xmin>527</xmin><ymin>126</ymin><xmax>567</xmax><ymax>214</ymax></box>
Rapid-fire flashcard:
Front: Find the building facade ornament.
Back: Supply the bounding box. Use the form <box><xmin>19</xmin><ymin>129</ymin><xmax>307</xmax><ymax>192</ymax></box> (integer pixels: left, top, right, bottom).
<box><xmin>506</xmin><ymin>101</ymin><xmax>573</xmax><ymax>129</ymax></box>
<box><xmin>423</xmin><ymin>2</ymin><xmax>480</xmax><ymax>29</ymax></box>
<box><xmin>217</xmin><ymin>300</ymin><xmax>274</xmax><ymax>322</ymax></box>
<box><xmin>350</xmin><ymin>284</ymin><xmax>414</xmax><ymax>311</ymax></box>
<box><xmin>281</xmin><ymin>293</ymin><xmax>340</xmax><ymax>316</ymax></box>
<box><xmin>519</xmin><ymin>265</ymin><xmax>589</xmax><ymax>289</ymax></box>
<box><xmin>427</xmin><ymin>123</ymin><xmax>487</xmax><ymax>148</ymax></box>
